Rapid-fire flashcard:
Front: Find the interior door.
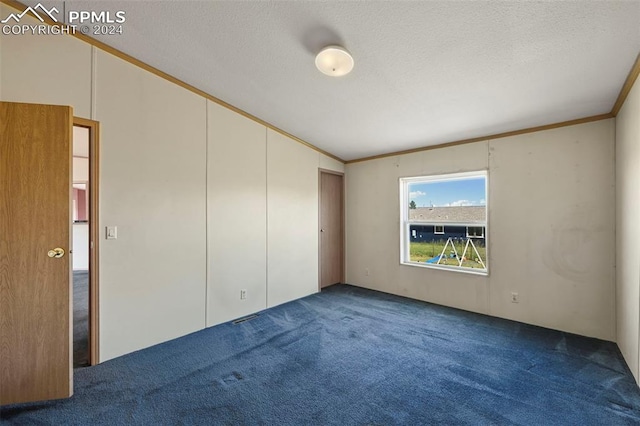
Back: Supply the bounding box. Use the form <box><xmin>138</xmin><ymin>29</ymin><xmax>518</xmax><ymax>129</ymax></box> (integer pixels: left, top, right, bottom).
<box><xmin>319</xmin><ymin>171</ymin><xmax>344</xmax><ymax>288</ymax></box>
<box><xmin>0</xmin><ymin>101</ymin><xmax>73</xmax><ymax>405</ymax></box>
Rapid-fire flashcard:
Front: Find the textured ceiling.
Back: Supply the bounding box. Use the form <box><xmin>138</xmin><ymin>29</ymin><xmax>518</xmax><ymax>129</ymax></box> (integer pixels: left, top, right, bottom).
<box><xmin>21</xmin><ymin>0</ymin><xmax>640</xmax><ymax>161</ymax></box>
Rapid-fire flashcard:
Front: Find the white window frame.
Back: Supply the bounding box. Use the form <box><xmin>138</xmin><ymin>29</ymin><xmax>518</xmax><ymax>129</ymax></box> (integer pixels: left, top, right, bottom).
<box><xmin>400</xmin><ymin>170</ymin><xmax>488</xmax><ymax>275</ymax></box>
<box><xmin>434</xmin><ymin>225</ymin><xmax>445</xmax><ymax>234</ymax></box>
<box><xmin>466</xmin><ymin>226</ymin><xmax>484</xmax><ymax>238</ymax></box>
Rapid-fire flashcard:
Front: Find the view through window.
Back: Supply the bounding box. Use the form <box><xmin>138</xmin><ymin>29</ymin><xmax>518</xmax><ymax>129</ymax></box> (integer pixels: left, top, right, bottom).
<box><xmin>400</xmin><ymin>171</ymin><xmax>487</xmax><ymax>273</ymax></box>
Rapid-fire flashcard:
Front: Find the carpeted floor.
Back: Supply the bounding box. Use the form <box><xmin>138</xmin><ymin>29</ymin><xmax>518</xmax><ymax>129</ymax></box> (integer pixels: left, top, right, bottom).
<box><xmin>2</xmin><ymin>284</ymin><xmax>640</xmax><ymax>425</ymax></box>
<box><xmin>73</xmin><ymin>270</ymin><xmax>89</xmax><ymax>369</ymax></box>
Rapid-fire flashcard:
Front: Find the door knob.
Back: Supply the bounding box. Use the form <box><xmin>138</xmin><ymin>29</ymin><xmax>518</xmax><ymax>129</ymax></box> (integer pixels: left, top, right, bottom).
<box><xmin>47</xmin><ymin>248</ymin><xmax>65</xmax><ymax>258</ymax></box>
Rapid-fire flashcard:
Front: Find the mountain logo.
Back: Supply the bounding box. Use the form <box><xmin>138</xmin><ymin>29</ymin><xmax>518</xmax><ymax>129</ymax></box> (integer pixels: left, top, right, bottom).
<box><xmin>1</xmin><ymin>3</ymin><xmax>59</xmax><ymax>24</ymax></box>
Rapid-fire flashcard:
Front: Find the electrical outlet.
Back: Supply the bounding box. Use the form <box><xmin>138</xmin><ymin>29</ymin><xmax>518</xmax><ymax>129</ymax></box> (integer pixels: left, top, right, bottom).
<box><xmin>240</xmin><ymin>289</ymin><xmax>247</xmax><ymax>300</ymax></box>
<box><xmin>365</xmin><ymin>268</ymin><xmax>370</xmax><ymax>276</ymax></box>
<box><xmin>511</xmin><ymin>292</ymin><xmax>519</xmax><ymax>303</ymax></box>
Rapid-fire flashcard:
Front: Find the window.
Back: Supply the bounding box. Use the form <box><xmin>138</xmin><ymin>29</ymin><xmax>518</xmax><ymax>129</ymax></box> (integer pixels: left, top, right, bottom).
<box><xmin>467</xmin><ymin>226</ymin><xmax>484</xmax><ymax>238</ymax></box>
<box><xmin>400</xmin><ymin>171</ymin><xmax>488</xmax><ymax>274</ymax></box>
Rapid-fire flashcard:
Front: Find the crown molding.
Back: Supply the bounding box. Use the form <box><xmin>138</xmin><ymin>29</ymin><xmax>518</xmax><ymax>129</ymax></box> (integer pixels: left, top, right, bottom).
<box><xmin>611</xmin><ymin>52</ymin><xmax>640</xmax><ymax>117</ymax></box>
<box><xmin>345</xmin><ymin>113</ymin><xmax>613</xmax><ymax>164</ymax></box>
<box><xmin>2</xmin><ymin>0</ymin><xmax>637</xmax><ymax>166</ymax></box>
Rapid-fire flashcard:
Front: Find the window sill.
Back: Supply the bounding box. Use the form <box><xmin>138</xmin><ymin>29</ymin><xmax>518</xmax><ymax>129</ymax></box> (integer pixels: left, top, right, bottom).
<box><xmin>401</xmin><ymin>260</ymin><xmax>489</xmax><ymax>276</ymax></box>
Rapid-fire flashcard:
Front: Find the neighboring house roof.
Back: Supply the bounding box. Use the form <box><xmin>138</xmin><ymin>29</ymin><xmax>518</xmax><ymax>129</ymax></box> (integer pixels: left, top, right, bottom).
<box><xmin>409</xmin><ymin>206</ymin><xmax>486</xmax><ymax>224</ymax></box>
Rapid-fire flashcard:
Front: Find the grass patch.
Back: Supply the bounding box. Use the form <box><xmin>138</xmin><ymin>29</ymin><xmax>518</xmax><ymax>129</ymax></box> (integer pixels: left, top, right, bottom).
<box><xmin>410</xmin><ymin>240</ymin><xmax>486</xmax><ymax>269</ymax></box>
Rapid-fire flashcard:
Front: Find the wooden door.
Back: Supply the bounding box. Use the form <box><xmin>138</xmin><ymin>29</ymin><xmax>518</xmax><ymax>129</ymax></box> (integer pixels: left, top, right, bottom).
<box><xmin>0</xmin><ymin>101</ymin><xmax>73</xmax><ymax>405</ymax></box>
<box><xmin>319</xmin><ymin>171</ymin><xmax>344</xmax><ymax>288</ymax></box>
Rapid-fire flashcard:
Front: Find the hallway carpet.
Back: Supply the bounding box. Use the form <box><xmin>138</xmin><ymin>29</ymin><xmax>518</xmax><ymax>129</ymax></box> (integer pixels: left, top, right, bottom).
<box><xmin>73</xmin><ymin>270</ymin><xmax>89</xmax><ymax>368</ymax></box>
<box><xmin>2</xmin><ymin>284</ymin><xmax>640</xmax><ymax>425</ymax></box>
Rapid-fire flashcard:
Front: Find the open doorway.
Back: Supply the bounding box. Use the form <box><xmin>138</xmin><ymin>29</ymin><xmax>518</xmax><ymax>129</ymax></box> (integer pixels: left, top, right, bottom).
<box><xmin>72</xmin><ymin>118</ymin><xmax>100</xmax><ymax>367</ymax></box>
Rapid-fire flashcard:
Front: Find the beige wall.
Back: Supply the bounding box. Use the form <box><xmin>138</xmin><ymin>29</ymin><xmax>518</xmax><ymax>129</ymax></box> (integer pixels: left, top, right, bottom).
<box><xmin>1</xmin><ymin>3</ymin><xmax>343</xmax><ymax>362</ymax></box>
<box><xmin>267</xmin><ymin>130</ymin><xmax>320</xmax><ymax>307</ymax></box>
<box><xmin>346</xmin><ymin>119</ymin><xmax>616</xmax><ymax>341</ymax></box>
<box><xmin>94</xmin><ymin>50</ymin><xmax>208</xmax><ymax>361</ymax></box>
<box><xmin>205</xmin><ymin>104</ymin><xmax>344</xmax><ymax>325</ymax></box>
<box><xmin>207</xmin><ymin>101</ymin><xmax>267</xmax><ymax>326</ymax></box>
<box><xmin>0</xmin><ymin>5</ymin><xmax>92</xmax><ymax>118</ymax></box>
<box><xmin>73</xmin><ymin>157</ymin><xmax>89</xmax><ymax>181</ymax></box>
<box><xmin>616</xmin><ymin>77</ymin><xmax>640</xmax><ymax>383</ymax></box>
<box><xmin>206</xmin><ymin>106</ymin><xmax>344</xmax><ymax>323</ymax></box>
<box><xmin>72</xmin><ymin>222</ymin><xmax>89</xmax><ymax>271</ymax></box>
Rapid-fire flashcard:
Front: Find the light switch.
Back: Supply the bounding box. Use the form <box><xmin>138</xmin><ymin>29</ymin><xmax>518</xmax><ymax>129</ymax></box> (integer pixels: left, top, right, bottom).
<box><xmin>106</xmin><ymin>226</ymin><xmax>117</xmax><ymax>240</ymax></box>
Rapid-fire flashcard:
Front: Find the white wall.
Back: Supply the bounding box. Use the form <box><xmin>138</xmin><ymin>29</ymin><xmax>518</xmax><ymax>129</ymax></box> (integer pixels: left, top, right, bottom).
<box><xmin>346</xmin><ymin>119</ymin><xmax>616</xmax><ymax>341</ymax></box>
<box><xmin>95</xmin><ymin>50</ymin><xmax>208</xmax><ymax>361</ymax></box>
<box><xmin>72</xmin><ymin>223</ymin><xmax>89</xmax><ymax>271</ymax></box>
<box><xmin>616</xmin><ymin>77</ymin><xmax>640</xmax><ymax>383</ymax></box>
<box><xmin>347</xmin><ymin>141</ymin><xmax>490</xmax><ymax>307</ymax></box>
<box><xmin>205</xmin><ymin>105</ymin><xmax>345</xmax><ymax>324</ymax></box>
<box><xmin>320</xmin><ymin>153</ymin><xmax>345</xmax><ymax>173</ymax></box>
<box><xmin>73</xmin><ymin>157</ymin><xmax>88</xmax><ymax>182</ymax></box>
<box><xmin>1</xmin><ymin>1</ymin><xmax>344</xmax><ymax>362</ymax></box>
<box><xmin>207</xmin><ymin>101</ymin><xmax>267</xmax><ymax>326</ymax></box>
<box><xmin>266</xmin><ymin>130</ymin><xmax>320</xmax><ymax>307</ymax></box>
<box><xmin>0</xmin><ymin>5</ymin><xmax>92</xmax><ymax>118</ymax></box>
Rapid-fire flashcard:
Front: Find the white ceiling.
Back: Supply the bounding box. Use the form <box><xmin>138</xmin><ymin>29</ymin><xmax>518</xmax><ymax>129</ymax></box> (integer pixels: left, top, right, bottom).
<box><xmin>27</xmin><ymin>0</ymin><xmax>640</xmax><ymax>161</ymax></box>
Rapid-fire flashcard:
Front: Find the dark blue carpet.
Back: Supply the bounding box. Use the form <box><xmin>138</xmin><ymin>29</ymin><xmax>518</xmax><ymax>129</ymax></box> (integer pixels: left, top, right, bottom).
<box><xmin>2</xmin><ymin>284</ymin><xmax>640</xmax><ymax>425</ymax></box>
<box><xmin>73</xmin><ymin>270</ymin><xmax>89</xmax><ymax>368</ymax></box>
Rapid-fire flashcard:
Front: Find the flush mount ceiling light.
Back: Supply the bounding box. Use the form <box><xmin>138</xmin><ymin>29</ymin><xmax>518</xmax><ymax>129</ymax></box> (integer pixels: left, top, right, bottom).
<box><xmin>315</xmin><ymin>46</ymin><xmax>354</xmax><ymax>77</ymax></box>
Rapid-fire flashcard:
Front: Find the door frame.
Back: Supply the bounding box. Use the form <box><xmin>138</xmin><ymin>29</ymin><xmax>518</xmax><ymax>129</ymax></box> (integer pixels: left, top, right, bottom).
<box><xmin>318</xmin><ymin>168</ymin><xmax>345</xmax><ymax>290</ymax></box>
<box><xmin>73</xmin><ymin>117</ymin><xmax>100</xmax><ymax>365</ymax></box>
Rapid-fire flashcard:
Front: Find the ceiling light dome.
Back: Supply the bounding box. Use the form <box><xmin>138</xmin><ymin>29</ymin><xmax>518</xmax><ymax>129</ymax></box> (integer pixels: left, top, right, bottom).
<box><xmin>315</xmin><ymin>46</ymin><xmax>354</xmax><ymax>77</ymax></box>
